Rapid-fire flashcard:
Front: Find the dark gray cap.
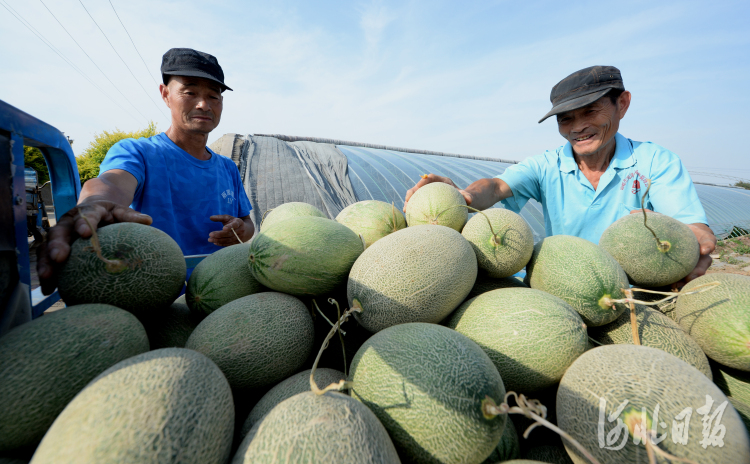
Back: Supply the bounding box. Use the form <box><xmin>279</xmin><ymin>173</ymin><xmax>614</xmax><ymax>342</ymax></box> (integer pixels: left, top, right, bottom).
<box><xmin>539</xmin><ymin>65</ymin><xmax>623</xmax><ymax>123</ymax></box>
<box><xmin>161</xmin><ymin>48</ymin><xmax>232</xmax><ymax>91</ymax></box>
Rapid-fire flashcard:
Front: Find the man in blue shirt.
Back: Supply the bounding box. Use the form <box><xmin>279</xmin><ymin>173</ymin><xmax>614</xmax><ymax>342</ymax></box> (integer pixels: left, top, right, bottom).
<box><xmin>38</xmin><ymin>48</ymin><xmax>253</xmax><ymax>293</ymax></box>
<box><xmin>405</xmin><ymin>66</ymin><xmax>716</xmax><ymax>284</ymax></box>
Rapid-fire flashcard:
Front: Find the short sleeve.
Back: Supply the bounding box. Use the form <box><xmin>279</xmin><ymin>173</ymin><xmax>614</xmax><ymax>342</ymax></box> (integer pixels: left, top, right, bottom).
<box><xmin>647</xmin><ymin>148</ymin><xmax>708</xmax><ymax>225</ymax></box>
<box><xmin>496</xmin><ymin>155</ymin><xmax>544</xmax><ymax>212</ymax></box>
<box><xmin>99</xmin><ymin>138</ymin><xmax>146</xmax><ymax>198</ymax></box>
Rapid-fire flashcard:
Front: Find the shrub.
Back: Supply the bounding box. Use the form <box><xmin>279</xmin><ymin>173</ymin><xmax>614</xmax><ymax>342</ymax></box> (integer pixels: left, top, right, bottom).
<box><xmin>76</xmin><ymin>122</ymin><xmax>157</xmax><ymax>184</ymax></box>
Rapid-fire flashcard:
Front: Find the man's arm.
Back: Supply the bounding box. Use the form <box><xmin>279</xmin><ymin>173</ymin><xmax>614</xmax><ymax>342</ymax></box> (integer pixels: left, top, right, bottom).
<box><xmin>403</xmin><ymin>174</ymin><xmax>513</xmax><ymax>212</ymax></box>
<box><xmin>208</xmin><ymin>215</ymin><xmax>255</xmax><ymax>246</ymax></box>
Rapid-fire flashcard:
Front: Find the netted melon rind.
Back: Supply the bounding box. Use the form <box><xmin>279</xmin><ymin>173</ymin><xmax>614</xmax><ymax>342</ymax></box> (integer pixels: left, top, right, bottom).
<box><xmin>461</xmin><ymin>208</ymin><xmax>534</xmax><ymax>278</ymax></box>
<box><xmin>336</xmin><ymin>200</ymin><xmax>407</xmax><ymax>248</ymax></box>
<box><xmin>405</xmin><ymin>182</ymin><xmax>468</xmax><ymax>231</ymax></box>
<box><xmin>260</xmin><ymin>202</ymin><xmax>327</xmax><ymax>232</ymax></box>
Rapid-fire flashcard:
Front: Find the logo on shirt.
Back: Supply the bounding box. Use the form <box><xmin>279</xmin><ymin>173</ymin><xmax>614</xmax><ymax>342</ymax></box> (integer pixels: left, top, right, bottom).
<box><xmin>631</xmin><ymin>179</ymin><xmax>641</xmax><ymax>194</ymax></box>
<box><xmin>621</xmin><ymin>170</ymin><xmax>648</xmax><ymax>194</ymax></box>
<box><xmin>221</xmin><ymin>189</ymin><xmax>235</xmax><ymax>205</ymax></box>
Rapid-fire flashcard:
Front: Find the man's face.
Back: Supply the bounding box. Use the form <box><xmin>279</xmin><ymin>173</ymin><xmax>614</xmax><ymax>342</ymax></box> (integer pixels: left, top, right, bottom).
<box><xmin>160</xmin><ymin>76</ymin><xmax>223</xmax><ymax>134</ymax></box>
<box><xmin>556</xmin><ymin>91</ymin><xmax>631</xmax><ymax>158</ymax></box>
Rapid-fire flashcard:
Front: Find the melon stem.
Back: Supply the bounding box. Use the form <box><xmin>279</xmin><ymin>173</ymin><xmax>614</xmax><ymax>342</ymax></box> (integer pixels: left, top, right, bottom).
<box><xmin>610</xmin><ymin>282</ymin><xmax>721</xmax><ymax>308</ymax></box>
<box><xmin>640</xmin><ymin>179</ymin><xmax>671</xmax><ymax>253</ymax></box>
<box><xmin>634</xmin><ymin>427</ymin><xmax>699</xmax><ymax>464</ymax></box>
<box><xmin>435</xmin><ymin>205</ymin><xmax>503</xmax><ymax>246</ymax></box>
<box><xmin>624</xmin><ymin>289</ymin><xmax>641</xmax><ymax>345</ymax></box>
<box><xmin>309</xmin><ymin>302</ymin><xmax>362</xmax><ymax>395</ymax></box>
<box><xmin>80</xmin><ymin>215</ymin><xmax>127</xmax><ymax>273</ymax></box>
<box><xmin>230</xmin><ymin>227</ymin><xmax>244</xmax><ymax>244</ymax></box>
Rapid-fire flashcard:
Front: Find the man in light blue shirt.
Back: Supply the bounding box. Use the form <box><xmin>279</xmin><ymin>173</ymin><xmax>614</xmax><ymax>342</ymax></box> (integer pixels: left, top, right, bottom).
<box><xmin>405</xmin><ymin>66</ymin><xmax>715</xmax><ymax>284</ymax></box>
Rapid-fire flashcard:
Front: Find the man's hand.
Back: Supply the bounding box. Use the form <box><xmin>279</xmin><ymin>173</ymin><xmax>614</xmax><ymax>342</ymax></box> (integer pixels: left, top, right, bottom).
<box><xmin>403</xmin><ymin>174</ymin><xmax>472</xmax><ymax>212</ymax></box>
<box><xmin>209</xmin><ymin>215</ymin><xmax>255</xmax><ymax>246</ymax></box>
<box><xmin>38</xmin><ymin>200</ymin><xmax>152</xmax><ymax>295</ymax></box>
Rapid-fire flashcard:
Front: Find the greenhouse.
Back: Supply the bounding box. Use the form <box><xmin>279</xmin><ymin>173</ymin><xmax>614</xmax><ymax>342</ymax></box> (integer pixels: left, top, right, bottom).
<box><xmin>210</xmin><ymin>133</ymin><xmax>750</xmax><ymax>241</ymax></box>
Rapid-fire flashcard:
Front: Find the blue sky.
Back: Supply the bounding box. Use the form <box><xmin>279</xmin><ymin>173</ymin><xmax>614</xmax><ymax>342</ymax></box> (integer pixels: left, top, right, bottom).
<box><xmin>1</xmin><ymin>0</ymin><xmax>749</xmax><ymax>185</ymax></box>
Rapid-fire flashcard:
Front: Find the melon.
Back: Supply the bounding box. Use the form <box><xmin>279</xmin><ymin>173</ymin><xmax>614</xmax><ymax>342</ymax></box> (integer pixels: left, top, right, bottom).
<box><xmin>260</xmin><ymin>201</ymin><xmax>327</xmax><ymax>232</ymax></box>
<box><xmin>30</xmin><ymin>348</ymin><xmax>234</xmax><ymax>464</ymax></box>
<box><xmin>497</xmin><ymin>461</ymin><xmax>548</xmax><ymax>464</ymax></box>
<box><xmin>675</xmin><ymin>273</ymin><xmax>750</xmax><ymax>371</ymax></box>
<box><xmin>465</xmin><ymin>272</ymin><xmax>528</xmax><ymax>301</ymax></box>
<box><xmin>58</xmin><ymin>222</ymin><xmax>186</xmax><ymax>314</ymax></box>
<box><xmin>522</xmin><ymin>445</ymin><xmax>573</xmax><ymax>464</ymax></box>
<box><xmin>335</xmin><ymin>200</ymin><xmax>407</xmax><ymax>248</ymax></box>
<box><xmin>348</xmin><ymin>323</ymin><xmax>506</xmax><ymax>464</ymax></box>
<box><xmin>186</xmin><ymin>243</ymin><xmax>266</xmax><ymax>317</ymax></box>
<box><xmin>405</xmin><ymin>182</ymin><xmax>468</xmax><ymax>231</ymax></box>
<box><xmin>348</xmin><ymin>225</ymin><xmax>477</xmax><ymax>333</ymax></box>
<box><xmin>240</xmin><ymin>368</ymin><xmax>346</xmax><ymax>437</ymax></box>
<box><xmin>232</xmin><ymin>391</ymin><xmax>401</xmax><ymax>463</ymax></box>
<box><xmin>482</xmin><ymin>415</ymin><xmax>521</xmax><ymax>463</ymax></box>
<box><xmin>139</xmin><ymin>295</ymin><xmax>199</xmax><ymax>349</ymax></box>
<box><xmin>185</xmin><ymin>292</ymin><xmax>314</xmax><ymax>390</ymax></box>
<box><xmin>447</xmin><ymin>288</ymin><xmax>587</xmax><ymax>393</ymax></box>
<box><xmin>712</xmin><ymin>362</ymin><xmax>750</xmax><ymax>407</ymax></box>
<box><xmin>599</xmin><ymin>212</ymin><xmax>700</xmax><ymax>287</ymax></box>
<box><xmin>557</xmin><ymin>344</ymin><xmax>750</xmax><ymax>463</ymax></box>
<box><xmin>524</xmin><ymin>235</ymin><xmax>628</xmax><ymax>326</ymax></box>
<box><xmin>461</xmin><ymin>208</ymin><xmax>534</xmax><ymax>278</ymax></box>
<box><xmin>249</xmin><ymin>216</ymin><xmax>364</xmax><ymax>297</ymax></box>
<box><xmin>730</xmin><ymin>397</ymin><xmax>750</xmax><ymax>433</ymax></box>
<box><xmin>589</xmin><ymin>303</ymin><xmax>712</xmax><ymax>378</ymax></box>
<box><xmin>0</xmin><ymin>304</ymin><xmax>149</xmax><ymax>452</ymax></box>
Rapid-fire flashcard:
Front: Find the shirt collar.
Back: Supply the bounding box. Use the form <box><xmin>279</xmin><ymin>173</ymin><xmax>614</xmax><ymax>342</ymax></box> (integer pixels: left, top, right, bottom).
<box><xmin>559</xmin><ymin>132</ymin><xmax>636</xmax><ymax>173</ymax></box>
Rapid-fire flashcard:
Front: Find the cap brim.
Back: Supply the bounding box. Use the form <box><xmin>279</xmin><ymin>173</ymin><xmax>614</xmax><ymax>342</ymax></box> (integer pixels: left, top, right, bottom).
<box><xmin>538</xmin><ymin>88</ymin><xmax>610</xmax><ymax>123</ymax></box>
<box><xmin>162</xmin><ymin>70</ymin><xmax>232</xmax><ymax>91</ymax></box>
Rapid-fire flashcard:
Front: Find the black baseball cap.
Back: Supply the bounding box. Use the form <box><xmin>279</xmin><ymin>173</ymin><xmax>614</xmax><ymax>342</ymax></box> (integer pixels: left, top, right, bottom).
<box><xmin>538</xmin><ymin>65</ymin><xmax>623</xmax><ymax>123</ymax></box>
<box><xmin>161</xmin><ymin>48</ymin><xmax>232</xmax><ymax>91</ymax></box>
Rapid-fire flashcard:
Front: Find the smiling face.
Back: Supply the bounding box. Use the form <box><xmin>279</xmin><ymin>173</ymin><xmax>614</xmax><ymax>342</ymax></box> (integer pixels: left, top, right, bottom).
<box><xmin>556</xmin><ymin>91</ymin><xmax>631</xmax><ymax>158</ymax></box>
<box><xmin>160</xmin><ymin>75</ymin><xmax>223</xmax><ymax>135</ymax></box>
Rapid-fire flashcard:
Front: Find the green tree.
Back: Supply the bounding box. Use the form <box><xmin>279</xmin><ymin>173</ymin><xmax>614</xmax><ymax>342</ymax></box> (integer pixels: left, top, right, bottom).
<box><xmin>24</xmin><ymin>146</ymin><xmax>50</xmax><ymax>184</ymax></box>
<box><xmin>734</xmin><ymin>181</ymin><xmax>750</xmax><ymax>190</ymax></box>
<box><xmin>77</xmin><ymin>121</ymin><xmax>158</xmax><ymax>184</ymax></box>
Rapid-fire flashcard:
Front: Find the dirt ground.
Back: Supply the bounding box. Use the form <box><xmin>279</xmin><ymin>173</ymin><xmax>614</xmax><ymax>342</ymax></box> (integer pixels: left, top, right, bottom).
<box><xmin>707</xmin><ymin>235</ymin><xmax>750</xmax><ymax>276</ymax></box>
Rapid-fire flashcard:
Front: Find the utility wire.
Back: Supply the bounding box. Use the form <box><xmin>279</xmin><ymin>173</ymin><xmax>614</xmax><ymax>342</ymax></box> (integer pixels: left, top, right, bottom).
<box><xmin>0</xmin><ymin>0</ymin><xmax>142</xmax><ymax>125</ymax></box>
<box><xmin>76</xmin><ymin>0</ymin><xmax>168</xmax><ymax>120</ymax></box>
<box><xmin>107</xmin><ymin>0</ymin><xmax>160</xmax><ymax>87</ymax></box>
<box><xmin>38</xmin><ymin>0</ymin><xmax>151</xmax><ymax>124</ymax></box>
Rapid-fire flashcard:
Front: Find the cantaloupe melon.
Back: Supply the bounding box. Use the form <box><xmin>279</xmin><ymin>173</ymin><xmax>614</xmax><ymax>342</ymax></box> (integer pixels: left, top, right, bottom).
<box><xmin>465</xmin><ymin>272</ymin><xmax>528</xmax><ymax>301</ymax></box>
<box><xmin>185</xmin><ymin>292</ymin><xmax>314</xmax><ymax>390</ymax></box>
<box><xmin>240</xmin><ymin>368</ymin><xmax>346</xmax><ymax>437</ymax></box>
<box><xmin>58</xmin><ymin>223</ymin><xmax>186</xmax><ymax>314</ymax></box>
<box><xmin>557</xmin><ymin>345</ymin><xmax>750</xmax><ymax>463</ymax></box>
<box><xmin>447</xmin><ymin>288</ymin><xmax>587</xmax><ymax>393</ymax></box>
<box><xmin>599</xmin><ymin>212</ymin><xmax>700</xmax><ymax>287</ymax></box>
<box><xmin>729</xmin><ymin>397</ymin><xmax>750</xmax><ymax>433</ymax></box>
<box><xmin>260</xmin><ymin>201</ymin><xmax>327</xmax><ymax>232</ymax></box>
<box><xmin>186</xmin><ymin>242</ymin><xmax>266</xmax><ymax>317</ymax></box>
<box><xmin>461</xmin><ymin>208</ymin><xmax>534</xmax><ymax>278</ymax></box>
<box><xmin>712</xmin><ymin>362</ymin><xmax>750</xmax><ymax>407</ymax></box>
<box><xmin>348</xmin><ymin>225</ymin><xmax>477</xmax><ymax>333</ymax></box>
<box><xmin>405</xmin><ymin>182</ymin><xmax>468</xmax><ymax>231</ymax></box>
<box><xmin>675</xmin><ymin>273</ymin><xmax>750</xmax><ymax>371</ymax></box>
<box><xmin>139</xmin><ymin>295</ymin><xmax>199</xmax><ymax>349</ymax></box>
<box><xmin>589</xmin><ymin>303</ymin><xmax>712</xmax><ymax>378</ymax></box>
<box><xmin>482</xmin><ymin>416</ymin><xmax>521</xmax><ymax>463</ymax></box>
<box><xmin>335</xmin><ymin>200</ymin><xmax>406</xmax><ymax>248</ymax></box>
<box><xmin>249</xmin><ymin>216</ymin><xmax>363</xmax><ymax>297</ymax></box>
<box><xmin>348</xmin><ymin>323</ymin><xmax>506</xmax><ymax>464</ymax></box>
<box><xmin>30</xmin><ymin>348</ymin><xmax>234</xmax><ymax>464</ymax></box>
<box><xmin>522</xmin><ymin>445</ymin><xmax>573</xmax><ymax>464</ymax></box>
<box><xmin>0</xmin><ymin>304</ymin><xmax>149</xmax><ymax>451</ymax></box>
<box><xmin>498</xmin><ymin>461</ymin><xmax>548</xmax><ymax>464</ymax></box>
<box><xmin>524</xmin><ymin>235</ymin><xmax>628</xmax><ymax>326</ymax></box>
<box><xmin>232</xmin><ymin>391</ymin><xmax>401</xmax><ymax>463</ymax></box>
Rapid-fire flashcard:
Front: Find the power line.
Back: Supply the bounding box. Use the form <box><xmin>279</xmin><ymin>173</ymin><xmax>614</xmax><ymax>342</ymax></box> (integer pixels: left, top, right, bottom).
<box><xmin>76</xmin><ymin>0</ymin><xmax>168</xmax><ymax>120</ymax></box>
<box><xmin>0</xmin><ymin>0</ymin><xmax>142</xmax><ymax>125</ymax></box>
<box><xmin>107</xmin><ymin>0</ymin><xmax>160</xmax><ymax>87</ymax></box>
<box><xmin>38</xmin><ymin>0</ymin><xmax>151</xmax><ymax>124</ymax></box>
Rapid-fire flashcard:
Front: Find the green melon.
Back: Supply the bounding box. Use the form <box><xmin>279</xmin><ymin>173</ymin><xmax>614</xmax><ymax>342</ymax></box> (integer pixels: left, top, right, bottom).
<box><xmin>405</xmin><ymin>182</ymin><xmax>468</xmax><ymax>231</ymax></box>
<box><xmin>497</xmin><ymin>461</ymin><xmax>547</xmax><ymax>464</ymax></box>
<box><xmin>260</xmin><ymin>202</ymin><xmax>327</xmax><ymax>232</ymax></box>
<box><xmin>233</xmin><ymin>391</ymin><xmax>401</xmax><ymax>463</ymax></box>
<box><xmin>482</xmin><ymin>416</ymin><xmax>521</xmax><ymax>463</ymax></box>
<box><xmin>461</xmin><ymin>208</ymin><xmax>534</xmax><ymax>278</ymax></box>
<box><xmin>139</xmin><ymin>295</ymin><xmax>199</xmax><ymax>349</ymax></box>
<box><xmin>240</xmin><ymin>368</ymin><xmax>346</xmax><ymax>437</ymax></box>
<box><xmin>30</xmin><ymin>348</ymin><xmax>234</xmax><ymax>464</ymax></box>
<box><xmin>58</xmin><ymin>223</ymin><xmax>186</xmax><ymax>314</ymax></box>
<box><xmin>447</xmin><ymin>288</ymin><xmax>588</xmax><ymax>393</ymax></box>
<box><xmin>524</xmin><ymin>235</ymin><xmax>628</xmax><ymax>327</ymax></box>
<box><xmin>589</xmin><ymin>303</ymin><xmax>712</xmax><ymax>378</ymax></box>
<box><xmin>557</xmin><ymin>345</ymin><xmax>750</xmax><ymax>464</ymax></box>
<box><xmin>729</xmin><ymin>397</ymin><xmax>750</xmax><ymax>433</ymax></box>
<box><xmin>0</xmin><ymin>304</ymin><xmax>149</xmax><ymax>452</ymax></box>
<box><xmin>249</xmin><ymin>216</ymin><xmax>364</xmax><ymax>297</ymax></box>
<box><xmin>186</xmin><ymin>242</ymin><xmax>266</xmax><ymax>317</ymax></box>
<box><xmin>335</xmin><ymin>200</ymin><xmax>407</xmax><ymax>248</ymax></box>
<box><xmin>186</xmin><ymin>292</ymin><xmax>314</xmax><ymax>390</ymax></box>
<box><xmin>348</xmin><ymin>225</ymin><xmax>477</xmax><ymax>333</ymax></box>
<box><xmin>465</xmin><ymin>272</ymin><xmax>528</xmax><ymax>301</ymax></box>
<box><xmin>675</xmin><ymin>273</ymin><xmax>750</xmax><ymax>371</ymax></box>
<box><xmin>599</xmin><ymin>212</ymin><xmax>700</xmax><ymax>287</ymax></box>
<box><xmin>712</xmin><ymin>362</ymin><xmax>750</xmax><ymax>407</ymax></box>
<box><xmin>348</xmin><ymin>323</ymin><xmax>506</xmax><ymax>464</ymax></box>
<box><xmin>522</xmin><ymin>445</ymin><xmax>573</xmax><ymax>464</ymax></box>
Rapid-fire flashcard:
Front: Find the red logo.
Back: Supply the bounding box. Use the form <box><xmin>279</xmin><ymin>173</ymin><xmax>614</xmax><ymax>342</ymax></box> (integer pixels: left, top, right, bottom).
<box><xmin>631</xmin><ymin>179</ymin><xmax>641</xmax><ymax>194</ymax></box>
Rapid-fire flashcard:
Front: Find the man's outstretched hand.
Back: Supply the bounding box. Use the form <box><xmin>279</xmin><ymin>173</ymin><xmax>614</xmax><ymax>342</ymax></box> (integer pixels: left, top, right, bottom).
<box><xmin>209</xmin><ymin>215</ymin><xmax>255</xmax><ymax>246</ymax></box>
<box><xmin>37</xmin><ymin>200</ymin><xmax>152</xmax><ymax>295</ymax></box>
<box><xmin>403</xmin><ymin>174</ymin><xmax>473</xmax><ymax>212</ymax></box>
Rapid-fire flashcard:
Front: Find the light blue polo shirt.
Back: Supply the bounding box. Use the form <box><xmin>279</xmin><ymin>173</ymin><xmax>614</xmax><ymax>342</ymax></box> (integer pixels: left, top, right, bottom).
<box><xmin>497</xmin><ymin>132</ymin><xmax>708</xmax><ymax>244</ymax></box>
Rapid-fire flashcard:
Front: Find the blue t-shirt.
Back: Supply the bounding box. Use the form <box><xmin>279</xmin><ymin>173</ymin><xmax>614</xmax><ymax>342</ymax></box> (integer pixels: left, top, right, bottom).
<box><xmin>99</xmin><ymin>132</ymin><xmax>252</xmax><ymax>256</ymax></box>
<box><xmin>497</xmin><ymin>132</ymin><xmax>708</xmax><ymax>244</ymax></box>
